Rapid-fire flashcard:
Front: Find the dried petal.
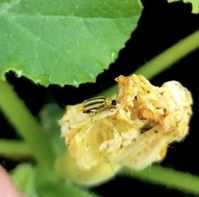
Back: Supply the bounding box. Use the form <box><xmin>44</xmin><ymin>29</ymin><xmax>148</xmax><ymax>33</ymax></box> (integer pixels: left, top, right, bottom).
<box><xmin>59</xmin><ymin>75</ymin><xmax>193</xmax><ymax>170</ymax></box>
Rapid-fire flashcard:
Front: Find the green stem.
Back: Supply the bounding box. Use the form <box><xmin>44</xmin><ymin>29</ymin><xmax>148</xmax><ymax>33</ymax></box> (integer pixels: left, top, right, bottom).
<box><xmin>134</xmin><ymin>29</ymin><xmax>199</xmax><ymax>78</ymax></box>
<box><xmin>0</xmin><ymin>139</ymin><xmax>32</xmax><ymax>159</ymax></box>
<box><xmin>0</xmin><ymin>80</ymin><xmax>56</xmax><ymax>168</ymax></box>
<box><xmin>122</xmin><ymin>166</ymin><xmax>199</xmax><ymax>195</ymax></box>
<box><xmin>102</xmin><ymin>29</ymin><xmax>199</xmax><ymax>96</ymax></box>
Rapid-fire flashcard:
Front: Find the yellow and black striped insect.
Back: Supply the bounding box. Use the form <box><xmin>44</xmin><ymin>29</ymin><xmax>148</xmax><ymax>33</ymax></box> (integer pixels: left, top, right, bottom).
<box><xmin>83</xmin><ymin>96</ymin><xmax>117</xmax><ymax>114</ymax></box>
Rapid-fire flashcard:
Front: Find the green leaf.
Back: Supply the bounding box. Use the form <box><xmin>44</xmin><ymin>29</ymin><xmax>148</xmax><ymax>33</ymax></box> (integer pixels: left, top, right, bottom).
<box><xmin>11</xmin><ymin>164</ymin><xmax>38</xmax><ymax>197</ymax></box>
<box><xmin>0</xmin><ymin>0</ymin><xmax>142</xmax><ymax>86</ymax></box>
<box><xmin>168</xmin><ymin>0</ymin><xmax>199</xmax><ymax>13</ymax></box>
<box><xmin>11</xmin><ymin>164</ymin><xmax>99</xmax><ymax>197</ymax></box>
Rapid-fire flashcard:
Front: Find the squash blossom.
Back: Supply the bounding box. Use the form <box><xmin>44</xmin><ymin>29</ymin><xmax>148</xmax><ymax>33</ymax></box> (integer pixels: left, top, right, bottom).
<box><xmin>59</xmin><ymin>74</ymin><xmax>192</xmax><ymax>184</ymax></box>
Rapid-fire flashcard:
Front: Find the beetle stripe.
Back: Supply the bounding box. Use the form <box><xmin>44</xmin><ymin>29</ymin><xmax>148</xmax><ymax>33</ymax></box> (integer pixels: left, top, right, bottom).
<box><xmin>84</xmin><ymin>97</ymin><xmax>105</xmax><ymax>105</ymax></box>
<box><xmin>83</xmin><ymin>96</ymin><xmax>106</xmax><ymax>113</ymax></box>
<box><xmin>83</xmin><ymin>104</ymin><xmax>105</xmax><ymax>113</ymax></box>
<box><xmin>85</xmin><ymin>96</ymin><xmax>105</xmax><ymax>102</ymax></box>
<box><xmin>84</xmin><ymin>100</ymin><xmax>105</xmax><ymax>108</ymax></box>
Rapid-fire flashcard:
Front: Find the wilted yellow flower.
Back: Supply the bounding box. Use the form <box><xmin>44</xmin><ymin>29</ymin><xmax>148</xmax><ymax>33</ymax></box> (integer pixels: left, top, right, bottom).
<box><xmin>59</xmin><ymin>75</ymin><xmax>192</xmax><ymax>172</ymax></box>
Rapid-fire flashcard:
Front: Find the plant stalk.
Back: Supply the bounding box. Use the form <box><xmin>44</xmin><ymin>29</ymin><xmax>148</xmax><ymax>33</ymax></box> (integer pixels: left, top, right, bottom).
<box><xmin>0</xmin><ymin>80</ymin><xmax>56</xmax><ymax>168</ymax></box>
<box><xmin>122</xmin><ymin>166</ymin><xmax>199</xmax><ymax>195</ymax></box>
<box><xmin>0</xmin><ymin>139</ymin><xmax>32</xmax><ymax>159</ymax></box>
<box><xmin>102</xmin><ymin>29</ymin><xmax>199</xmax><ymax>96</ymax></box>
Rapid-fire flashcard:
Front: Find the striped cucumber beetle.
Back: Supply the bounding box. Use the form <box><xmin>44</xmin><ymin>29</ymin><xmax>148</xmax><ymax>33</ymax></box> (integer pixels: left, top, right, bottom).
<box><xmin>83</xmin><ymin>96</ymin><xmax>117</xmax><ymax>113</ymax></box>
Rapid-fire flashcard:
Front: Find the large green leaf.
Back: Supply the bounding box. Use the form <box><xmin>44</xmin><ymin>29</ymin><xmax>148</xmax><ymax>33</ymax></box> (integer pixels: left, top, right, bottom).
<box><xmin>0</xmin><ymin>0</ymin><xmax>142</xmax><ymax>86</ymax></box>
<box><xmin>168</xmin><ymin>0</ymin><xmax>199</xmax><ymax>13</ymax></box>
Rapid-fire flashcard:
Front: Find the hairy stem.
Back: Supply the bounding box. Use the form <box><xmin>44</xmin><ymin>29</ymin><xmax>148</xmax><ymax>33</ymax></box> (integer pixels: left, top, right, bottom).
<box><xmin>0</xmin><ymin>139</ymin><xmax>32</xmax><ymax>159</ymax></box>
<box><xmin>102</xmin><ymin>29</ymin><xmax>199</xmax><ymax>96</ymax></box>
<box><xmin>122</xmin><ymin>166</ymin><xmax>199</xmax><ymax>195</ymax></box>
<box><xmin>135</xmin><ymin>29</ymin><xmax>199</xmax><ymax>78</ymax></box>
<box><xmin>0</xmin><ymin>80</ymin><xmax>56</xmax><ymax>168</ymax></box>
